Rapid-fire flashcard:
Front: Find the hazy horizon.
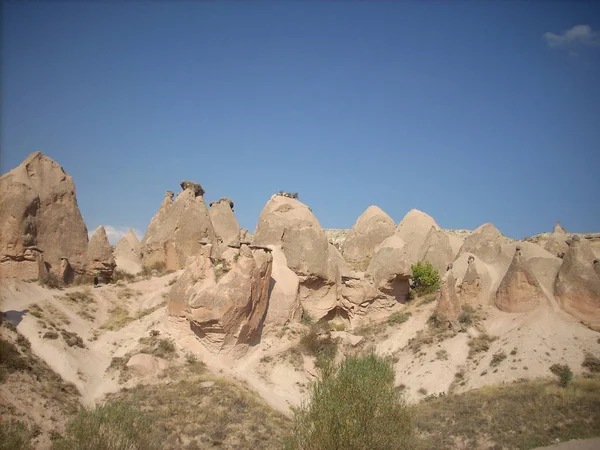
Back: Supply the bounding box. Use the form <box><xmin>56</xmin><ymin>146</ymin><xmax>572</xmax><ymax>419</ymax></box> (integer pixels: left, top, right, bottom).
<box><xmin>2</xmin><ymin>2</ymin><xmax>599</xmax><ymax>243</ymax></box>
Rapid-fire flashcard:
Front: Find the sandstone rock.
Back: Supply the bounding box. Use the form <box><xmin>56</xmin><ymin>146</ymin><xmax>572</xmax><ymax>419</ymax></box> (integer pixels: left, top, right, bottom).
<box><xmin>366</xmin><ymin>235</ymin><xmax>412</xmax><ymax>301</ymax></box>
<box><xmin>263</xmin><ymin>246</ymin><xmax>301</xmax><ymax>329</ymax></box>
<box><xmin>0</xmin><ymin>152</ymin><xmax>88</xmax><ymax>279</ymax></box>
<box><xmin>457</xmin><ymin>223</ymin><xmax>508</xmax><ymax>264</ymax></box>
<box><xmin>141</xmin><ymin>182</ymin><xmax>217</xmax><ymax>271</ymax></box>
<box><xmin>58</xmin><ymin>257</ymin><xmax>74</xmax><ymax>284</ymax></box>
<box><xmin>495</xmin><ymin>246</ymin><xmax>545</xmax><ymax>313</ymax></box>
<box><xmin>114</xmin><ymin>229</ymin><xmax>142</xmax><ymax>275</ymax></box>
<box><xmin>436</xmin><ymin>271</ymin><xmax>461</xmax><ymax>325</ymax></box>
<box><xmin>394</xmin><ymin>209</ymin><xmax>440</xmax><ymax>263</ymax></box>
<box><xmin>420</xmin><ymin>226</ymin><xmax>455</xmax><ymax>275</ymax></box>
<box><xmin>544</xmin><ymin>222</ymin><xmax>569</xmax><ymax>258</ymax></box>
<box><xmin>86</xmin><ymin>226</ymin><xmax>116</xmax><ymax>282</ymax></box>
<box><xmin>0</xmin><ymin>247</ymin><xmax>46</xmax><ymax>281</ymax></box>
<box><xmin>555</xmin><ymin>236</ymin><xmax>600</xmax><ymax>326</ymax></box>
<box><xmin>126</xmin><ymin>354</ymin><xmax>168</xmax><ymax>377</ymax></box>
<box><xmin>252</xmin><ymin>194</ymin><xmax>329</xmax><ymax>279</ymax></box>
<box><xmin>209</xmin><ymin>198</ymin><xmax>241</xmax><ymax>247</ymax></box>
<box><xmin>342</xmin><ymin>206</ymin><xmax>396</xmax><ymax>263</ymax></box>
<box><xmin>168</xmin><ymin>245</ymin><xmax>273</xmax><ymax>357</ymax></box>
<box><xmin>297</xmin><ymin>276</ymin><xmax>338</xmax><ymax>321</ymax></box>
<box><xmin>326</xmin><ymin>244</ymin><xmax>352</xmax><ymax>285</ymax></box>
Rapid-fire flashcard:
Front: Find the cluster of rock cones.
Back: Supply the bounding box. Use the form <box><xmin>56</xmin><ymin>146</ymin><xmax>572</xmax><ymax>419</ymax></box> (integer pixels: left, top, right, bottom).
<box><xmin>2</xmin><ymin>152</ymin><xmax>599</xmax><ymax>357</ymax></box>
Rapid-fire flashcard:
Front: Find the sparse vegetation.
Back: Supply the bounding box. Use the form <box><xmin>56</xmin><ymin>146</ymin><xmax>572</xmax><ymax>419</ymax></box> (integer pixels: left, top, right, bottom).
<box><xmin>111</xmin><ymin>268</ymin><xmax>135</xmax><ymax>283</ymax></box>
<box><xmin>418</xmin><ymin>387</ymin><xmax>428</xmax><ymax>395</ymax></box>
<box><xmin>300</xmin><ymin>310</ymin><xmax>314</xmax><ymax>326</ymax></box>
<box><xmin>490</xmin><ymin>350</ymin><xmax>507</xmax><ymax>368</ymax></box>
<box><xmin>0</xmin><ymin>420</ymin><xmax>33</xmax><ymax>450</ymax></box>
<box><xmin>101</xmin><ymin>306</ymin><xmax>134</xmax><ymax>331</ymax></box>
<box><xmin>299</xmin><ymin>328</ymin><xmax>338</xmax><ymax>363</ymax></box>
<box><xmin>212</xmin><ymin>258</ymin><xmax>231</xmax><ymax>280</ymax></box>
<box><xmin>410</xmin><ymin>260</ymin><xmax>441</xmax><ymax>295</ymax></box>
<box><xmin>138</xmin><ymin>337</ymin><xmax>177</xmax><ymax>359</ymax></box>
<box><xmin>582</xmin><ymin>353</ymin><xmax>600</xmax><ymax>373</ymax></box>
<box><xmin>427</xmin><ymin>311</ymin><xmax>447</xmax><ymax>329</ymax></box>
<box><xmin>387</xmin><ymin>311</ymin><xmax>412</xmax><ymax>326</ymax></box>
<box><xmin>550</xmin><ymin>364</ymin><xmax>574</xmax><ymax>388</ymax></box>
<box><xmin>436</xmin><ymin>349</ymin><xmax>449</xmax><ymax>361</ymax></box>
<box><xmin>286</xmin><ymin>353</ymin><xmax>413</xmax><ymax>449</ymax></box>
<box><xmin>39</xmin><ymin>272</ymin><xmax>63</xmax><ymax>289</ymax></box>
<box><xmin>60</xmin><ymin>329</ymin><xmax>85</xmax><ymax>348</ymax></box>
<box><xmin>141</xmin><ymin>261</ymin><xmax>167</xmax><ymax>277</ymax></box>
<box><xmin>468</xmin><ymin>333</ymin><xmax>497</xmax><ymax>358</ymax></box>
<box><xmin>458</xmin><ymin>305</ymin><xmax>475</xmax><ymax>325</ymax></box>
<box><xmin>276</xmin><ymin>191</ymin><xmax>299</xmax><ymax>199</ymax></box>
<box><xmin>414</xmin><ymin>377</ymin><xmax>600</xmax><ymax>449</ymax></box>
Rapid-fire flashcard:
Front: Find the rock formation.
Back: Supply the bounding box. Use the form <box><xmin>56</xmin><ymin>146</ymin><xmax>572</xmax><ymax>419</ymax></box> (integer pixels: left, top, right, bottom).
<box><xmin>263</xmin><ymin>246</ymin><xmax>301</xmax><ymax>329</ymax></box>
<box><xmin>495</xmin><ymin>246</ymin><xmax>545</xmax><ymax>313</ymax></box>
<box><xmin>252</xmin><ymin>194</ymin><xmax>329</xmax><ymax>279</ymax></box>
<box><xmin>168</xmin><ymin>244</ymin><xmax>273</xmax><ymax>356</ymax></box>
<box><xmin>456</xmin><ymin>255</ymin><xmax>484</xmax><ymax>307</ymax></box>
<box><xmin>420</xmin><ymin>226</ymin><xmax>455</xmax><ymax>275</ymax></box>
<box><xmin>366</xmin><ymin>235</ymin><xmax>412</xmax><ymax>300</ymax></box>
<box><xmin>114</xmin><ymin>229</ymin><xmax>142</xmax><ymax>275</ymax></box>
<box><xmin>555</xmin><ymin>236</ymin><xmax>600</xmax><ymax>325</ymax></box>
<box><xmin>544</xmin><ymin>221</ymin><xmax>569</xmax><ymax>258</ymax></box>
<box><xmin>0</xmin><ymin>151</ymin><xmax>88</xmax><ymax>279</ymax></box>
<box><xmin>457</xmin><ymin>223</ymin><xmax>508</xmax><ymax>264</ymax></box>
<box><xmin>209</xmin><ymin>198</ymin><xmax>241</xmax><ymax>247</ymax></box>
<box><xmin>394</xmin><ymin>209</ymin><xmax>440</xmax><ymax>263</ymax></box>
<box><xmin>342</xmin><ymin>206</ymin><xmax>396</xmax><ymax>264</ymax></box>
<box><xmin>436</xmin><ymin>271</ymin><xmax>461</xmax><ymax>326</ymax></box>
<box><xmin>141</xmin><ymin>181</ymin><xmax>217</xmax><ymax>271</ymax></box>
<box><xmin>86</xmin><ymin>226</ymin><xmax>116</xmax><ymax>282</ymax></box>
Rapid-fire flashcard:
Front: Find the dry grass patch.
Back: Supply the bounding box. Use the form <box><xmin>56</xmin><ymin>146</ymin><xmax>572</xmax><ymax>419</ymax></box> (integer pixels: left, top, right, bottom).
<box><xmin>414</xmin><ymin>377</ymin><xmax>600</xmax><ymax>449</ymax></box>
<box><xmin>467</xmin><ymin>333</ymin><xmax>497</xmax><ymax>359</ymax></box>
<box><xmin>101</xmin><ymin>306</ymin><xmax>134</xmax><ymax>331</ymax></box>
<box><xmin>582</xmin><ymin>353</ymin><xmax>600</xmax><ymax>373</ymax></box>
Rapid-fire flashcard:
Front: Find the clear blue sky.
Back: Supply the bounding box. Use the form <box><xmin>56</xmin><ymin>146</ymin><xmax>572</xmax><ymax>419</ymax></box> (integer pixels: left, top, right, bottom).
<box><xmin>2</xmin><ymin>1</ymin><xmax>599</xmax><ymax>243</ymax></box>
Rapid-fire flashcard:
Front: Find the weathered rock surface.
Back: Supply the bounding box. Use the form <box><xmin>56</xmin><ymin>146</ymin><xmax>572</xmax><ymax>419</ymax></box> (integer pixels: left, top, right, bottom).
<box><xmin>0</xmin><ymin>152</ymin><xmax>89</xmax><ymax>279</ymax></box>
<box><xmin>86</xmin><ymin>226</ymin><xmax>116</xmax><ymax>282</ymax></box>
<box><xmin>495</xmin><ymin>246</ymin><xmax>545</xmax><ymax>313</ymax></box>
<box><xmin>168</xmin><ymin>244</ymin><xmax>273</xmax><ymax>356</ymax></box>
<box><xmin>395</xmin><ymin>209</ymin><xmax>440</xmax><ymax>263</ymax></box>
<box><xmin>420</xmin><ymin>226</ymin><xmax>455</xmax><ymax>275</ymax></box>
<box><xmin>555</xmin><ymin>236</ymin><xmax>600</xmax><ymax>325</ymax></box>
<box><xmin>209</xmin><ymin>198</ymin><xmax>241</xmax><ymax>247</ymax></box>
<box><xmin>342</xmin><ymin>206</ymin><xmax>396</xmax><ymax>263</ymax></box>
<box><xmin>114</xmin><ymin>229</ymin><xmax>142</xmax><ymax>275</ymax></box>
<box><xmin>457</xmin><ymin>223</ymin><xmax>509</xmax><ymax>264</ymax></box>
<box><xmin>141</xmin><ymin>182</ymin><xmax>217</xmax><ymax>271</ymax></box>
<box><xmin>263</xmin><ymin>246</ymin><xmax>301</xmax><ymax>329</ymax></box>
<box><xmin>252</xmin><ymin>194</ymin><xmax>329</xmax><ymax>279</ymax></box>
<box><xmin>126</xmin><ymin>354</ymin><xmax>168</xmax><ymax>377</ymax></box>
<box><xmin>366</xmin><ymin>235</ymin><xmax>412</xmax><ymax>300</ymax></box>
<box><xmin>544</xmin><ymin>222</ymin><xmax>569</xmax><ymax>258</ymax></box>
<box><xmin>436</xmin><ymin>271</ymin><xmax>461</xmax><ymax>326</ymax></box>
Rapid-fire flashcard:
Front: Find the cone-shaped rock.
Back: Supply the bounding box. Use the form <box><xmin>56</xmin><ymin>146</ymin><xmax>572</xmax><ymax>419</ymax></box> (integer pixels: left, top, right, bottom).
<box><xmin>366</xmin><ymin>235</ymin><xmax>412</xmax><ymax>300</ymax></box>
<box><xmin>263</xmin><ymin>246</ymin><xmax>301</xmax><ymax>329</ymax></box>
<box><xmin>114</xmin><ymin>229</ymin><xmax>142</xmax><ymax>275</ymax></box>
<box><xmin>420</xmin><ymin>226</ymin><xmax>455</xmax><ymax>275</ymax></box>
<box><xmin>555</xmin><ymin>236</ymin><xmax>600</xmax><ymax>325</ymax></box>
<box><xmin>141</xmin><ymin>182</ymin><xmax>217</xmax><ymax>271</ymax></box>
<box><xmin>395</xmin><ymin>209</ymin><xmax>440</xmax><ymax>263</ymax></box>
<box><xmin>435</xmin><ymin>271</ymin><xmax>461</xmax><ymax>325</ymax></box>
<box><xmin>0</xmin><ymin>151</ymin><xmax>88</xmax><ymax>279</ymax></box>
<box><xmin>252</xmin><ymin>194</ymin><xmax>329</xmax><ymax>279</ymax></box>
<box><xmin>87</xmin><ymin>226</ymin><xmax>116</xmax><ymax>282</ymax></box>
<box><xmin>495</xmin><ymin>246</ymin><xmax>545</xmax><ymax>313</ymax></box>
<box><xmin>209</xmin><ymin>198</ymin><xmax>241</xmax><ymax>247</ymax></box>
<box><xmin>545</xmin><ymin>221</ymin><xmax>569</xmax><ymax>258</ymax></box>
<box><xmin>342</xmin><ymin>206</ymin><xmax>395</xmax><ymax>263</ymax></box>
<box><xmin>168</xmin><ymin>245</ymin><xmax>273</xmax><ymax>357</ymax></box>
<box><xmin>457</xmin><ymin>223</ymin><xmax>505</xmax><ymax>264</ymax></box>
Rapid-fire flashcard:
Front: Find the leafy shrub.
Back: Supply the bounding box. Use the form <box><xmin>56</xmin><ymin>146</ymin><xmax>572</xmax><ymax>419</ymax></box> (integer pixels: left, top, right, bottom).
<box><xmin>582</xmin><ymin>353</ymin><xmax>600</xmax><ymax>373</ymax></box>
<box><xmin>51</xmin><ymin>403</ymin><xmax>160</xmax><ymax>450</ymax></box>
<box><xmin>300</xmin><ymin>310</ymin><xmax>314</xmax><ymax>326</ymax></box>
<box><xmin>550</xmin><ymin>364</ymin><xmax>573</xmax><ymax>388</ymax></box>
<box><xmin>39</xmin><ymin>272</ymin><xmax>63</xmax><ymax>289</ymax></box>
<box><xmin>411</xmin><ymin>261</ymin><xmax>441</xmax><ymax>295</ymax></box>
<box><xmin>286</xmin><ymin>353</ymin><xmax>413</xmax><ymax>449</ymax></box>
<box><xmin>388</xmin><ymin>311</ymin><xmax>412</xmax><ymax>326</ymax></box>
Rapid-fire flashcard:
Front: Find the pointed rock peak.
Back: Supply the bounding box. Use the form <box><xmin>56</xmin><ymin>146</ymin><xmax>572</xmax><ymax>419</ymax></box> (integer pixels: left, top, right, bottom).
<box><xmin>473</xmin><ymin>222</ymin><xmax>502</xmax><ymax>236</ymax></box>
<box><xmin>90</xmin><ymin>225</ymin><xmax>109</xmax><ymax>243</ymax></box>
<box><xmin>397</xmin><ymin>209</ymin><xmax>440</xmax><ymax>230</ymax></box>
<box><xmin>125</xmin><ymin>228</ymin><xmax>141</xmax><ymax>243</ymax></box>
<box><xmin>361</xmin><ymin>205</ymin><xmax>394</xmax><ymax>220</ymax></box>
<box><xmin>180</xmin><ymin>180</ymin><xmax>205</xmax><ymax>197</ymax></box>
<box><xmin>553</xmin><ymin>221</ymin><xmax>566</xmax><ymax>234</ymax></box>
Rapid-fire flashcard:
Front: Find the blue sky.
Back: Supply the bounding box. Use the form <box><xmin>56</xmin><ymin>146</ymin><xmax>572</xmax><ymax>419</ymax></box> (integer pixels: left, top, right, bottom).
<box><xmin>2</xmin><ymin>1</ymin><xmax>599</xmax><ymax>243</ymax></box>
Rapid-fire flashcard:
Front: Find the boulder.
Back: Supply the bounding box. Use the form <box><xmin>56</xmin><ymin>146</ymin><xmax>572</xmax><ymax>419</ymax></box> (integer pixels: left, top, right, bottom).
<box><xmin>394</xmin><ymin>209</ymin><xmax>440</xmax><ymax>263</ymax></box>
<box><xmin>341</xmin><ymin>206</ymin><xmax>395</xmax><ymax>263</ymax></box>
<box><xmin>141</xmin><ymin>182</ymin><xmax>217</xmax><ymax>271</ymax></box>
<box><xmin>495</xmin><ymin>246</ymin><xmax>545</xmax><ymax>313</ymax></box>
<box><xmin>167</xmin><ymin>244</ymin><xmax>273</xmax><ymax>357</ymax></box>
<box><xmin>86</xmin><ymin>226</ymin><xmax>116</xmax><ymax>282</ymax></box>
<box><xmin>263</xmin><ymin>246</ymin><xmax>301</xmax><ymax>329</ymax></box>
<box><xmin>252</xmin><ymin>194</ymin><xmax>329</xmax><ymax>279</ymax></box>
<box><xmin>114</xmin><ymin>229</ymin><xmax>142</xmax><ymax>275</ymax></box>
<box><xmin>209</xmin><ymin>198</ymin><xmax>241</xmax><ymax>247</ymax></box>
<box><xmin>0</xmin><ymin>152</ymin><xmax>89</xmax><ymax>279</ymax></box>
<box><xmin>555</xmin><ymin>236</ymin><xmax>600</xmax><ymax>326</ymax></box>
<box><xmin>366</xmin><ymin>235</ymin><xmax>412</xmax><ymax>301</ymax></box>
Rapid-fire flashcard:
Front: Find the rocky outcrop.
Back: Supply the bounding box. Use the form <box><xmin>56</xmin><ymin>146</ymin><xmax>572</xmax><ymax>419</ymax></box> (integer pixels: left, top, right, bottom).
<box><xmin>0</xmin><ymin>152</ymin><xmax>88</xmax><ymax>279</ymax></box>
<box><xmin>57</xmin><ymin>257</ymin><xmax>74</xmax><ymax>284</ymax></box>
<box><xmin>544</xmin><ymin>222</ymin><xmax>569</xmax><ymax>258</ymax></box>
<box><xmin>457</xmin><ymin>256</ymin><xmax>484</xmax><ymax>307</ymax></box>
<box><xmin>209</xmin><ymin>198</ymin><xmax>241</xmax><ymax>247</ymax></box>
<box><xmin>366</xmin><ymin>235</ymin><xmax>412</xmax><ymax>300</ymax></box>
<box><xmin>0</xmin><ymin>247</ymin><xmax>46</xmax><ymax>281</ymax></box>
<box><xmin>420</xmin><ymin>227</ymin><xmax>455</xmax><ymax>275</ymax></box>
<box><xmin>114</xmin><ymin>229</ymin><xmax>142</xmax><ymax>275</ymax></box>
<box><xmin>495</xmin><ymin>246</ymin><xmax>545</xmax><ymax>313</ymax></box>
<box><xmin>252</xmin><ymin>194</ymin><xmax>329</xmax><ymax>279</ymax></box>
<box><xmin>141</xmin><ymin>182</ymin><xmax>217</xmax><ymax>271</ymax></box>
<box><xmin>168</xmin><ymin>244</ymin><xmax>273</xmax><ymax>357</ymax></box>
<box><xmin>86</xmin><ymin>226</ymin><xmax>116</xmax><ymax>282</ymax></box>
<box><xmin>342</xmin><ymin>206</ymin><xmax>396</xmax><ymax>264</ymax></box>
<box><xmin>263</xmin><ymin>246</ymin><xmax>301</xmax><ymax>329</ymax></box>
<box><xmin>394</xmin><ymin>209</ymin><xmax>440</xmax><ymax>263</ymax></box>
<box><xmin>457</xmin><ymin>223</ymin><xmax>508</xmax><ymax>264</ymax></box>
<box><xmin>436</xmin><ymin>271</ymin><xmax>461</xmax><ymax>326</ymax></box>
<box><xmin>555</xmin><ymin>236</ymin><xmax>600</xmax><ymax>326</ymax></box>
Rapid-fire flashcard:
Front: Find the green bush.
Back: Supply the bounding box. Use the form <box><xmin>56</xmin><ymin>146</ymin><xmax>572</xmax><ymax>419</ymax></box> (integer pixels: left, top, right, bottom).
<box><xmin>286</xmin><ymin>353</ymin><xmax>413</xmax><ymax>450</ymax></box>
<box><xmin>550</xmin><ymin>364</ymin><xmax>573</xmax><ymax>388</ymax></box>
<box><xmin>411</xmin><ymin>261</ymin><xmax>440</xmax><ymax>295</ymax></box>
<box><xmin>51</xmin><ymin>403</ymin><xmax>160</xmax><ymax>450</ymax></box>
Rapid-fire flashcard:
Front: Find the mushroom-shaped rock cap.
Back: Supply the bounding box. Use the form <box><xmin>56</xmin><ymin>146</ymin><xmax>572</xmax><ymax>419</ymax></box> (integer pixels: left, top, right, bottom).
<box><xmin>210</xmin><ymin>198</ymin><xmax>234</xmax><ymax>210</ymax></box>
<box><xmin>180</xmin><ymin>181</ymin><xmax>205</xmax><ymax>197</ymax></box>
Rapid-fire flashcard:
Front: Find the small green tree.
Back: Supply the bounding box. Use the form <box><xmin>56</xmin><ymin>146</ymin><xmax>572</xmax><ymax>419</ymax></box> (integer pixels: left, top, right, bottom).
<box><xmin>411</xmin><ymin>261</ymin><xmax>441</xmax><ymax>295</ymax></box>
<box><xmin>286</xmin><ymin>353</ymin><xmax>413</xmax><ymax>450</ymax></box>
